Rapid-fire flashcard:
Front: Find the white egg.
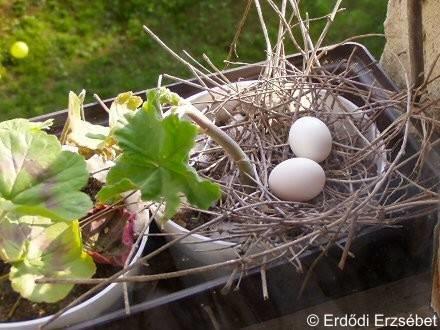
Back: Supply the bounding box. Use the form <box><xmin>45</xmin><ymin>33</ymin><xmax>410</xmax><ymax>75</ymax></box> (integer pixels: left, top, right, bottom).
<box><xmin>288</xmin><ymin>116</ymin><xmax>332</xmax><ymax>162</ymax></box>
<box><xmin>268</xmin><ymin>158</ymin><xmax>326</xmax><ymax>202</ymax></box>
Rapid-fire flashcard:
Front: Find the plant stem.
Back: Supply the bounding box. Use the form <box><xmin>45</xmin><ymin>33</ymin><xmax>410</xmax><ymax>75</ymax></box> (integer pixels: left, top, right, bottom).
<box><xmin>180</xmin><ymin>104</ymin><xmax>258</xmax><ymax>186</ymax></box>
<box><xmin>254</xmin><ymin>0</ymin><xmax>273</xmax><ymax>77</ymax></box>
<box><xmin>226</xmin><ymin>0</ymin><xmax>253</xmax><ymax>66</ymax></box>
<box><xmin>7</xmin><ymin>297</ymin><xmax>21</xmax><ymax>321</ymax></box>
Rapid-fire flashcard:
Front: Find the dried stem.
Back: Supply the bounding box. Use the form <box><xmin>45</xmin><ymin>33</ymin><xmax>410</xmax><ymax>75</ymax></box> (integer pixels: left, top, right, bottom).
<box><xmin>180</xmin><ymin>104</ymin><xmax>258</xmax><ymax>186</ymax></box>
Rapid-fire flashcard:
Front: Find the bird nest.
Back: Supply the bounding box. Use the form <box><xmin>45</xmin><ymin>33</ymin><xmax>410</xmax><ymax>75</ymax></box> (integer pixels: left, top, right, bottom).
<box><xmin>172</xmin><ymin>64</ymin><xmax>434</xmax><ymax>272</ymax></box>
<box><xmin>139</xmin><ymin>0</ymin><xmax>440</xmax><ymax>289</ymax></box>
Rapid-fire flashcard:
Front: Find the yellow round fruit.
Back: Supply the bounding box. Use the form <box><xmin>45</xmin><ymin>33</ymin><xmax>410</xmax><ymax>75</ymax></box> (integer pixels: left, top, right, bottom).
<box><xmin>10</xmin><ymin>41</ymin><xmax>29</xmax><ymax>59</ymax></box>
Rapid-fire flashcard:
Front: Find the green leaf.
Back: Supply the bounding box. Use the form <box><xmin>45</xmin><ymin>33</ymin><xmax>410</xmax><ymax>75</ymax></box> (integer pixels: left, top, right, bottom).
<box><xmin>141</xmin><ymin>88</ymin><xmax>181</xmax><ymax>118</ymax></box>
<box><xmin>155</xmin><ymin>87</ymin><xmax>181</xmax><ymax>107</ymax></box>
<box><xmin>0</xmin><ymin>119</ymin><xmax>92</xmax><ymax>221</ymax></box>
<box><xmin>9</xmin><ymin>220</ymin><xmax>96</xmax><ymax>303</ymax></box>
<box><xmin>98</xmin><ymin>89</ymin><xmax>221</xmax><ymax>220</ymax></box>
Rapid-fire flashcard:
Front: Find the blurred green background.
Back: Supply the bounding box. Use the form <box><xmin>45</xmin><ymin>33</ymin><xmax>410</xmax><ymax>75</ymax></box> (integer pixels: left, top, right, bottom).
<box><xmin>0</xmin><ymin>0</ymin><xmax>387</xmax><ymax>120</ymax></box>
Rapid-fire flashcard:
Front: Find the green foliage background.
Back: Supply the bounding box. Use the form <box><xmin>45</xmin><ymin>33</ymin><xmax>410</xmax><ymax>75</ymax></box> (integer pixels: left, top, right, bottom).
<box><xmin>0</xmin><ymin>0</ymin><xmax>387</xmax><ymax>120</ymax></box>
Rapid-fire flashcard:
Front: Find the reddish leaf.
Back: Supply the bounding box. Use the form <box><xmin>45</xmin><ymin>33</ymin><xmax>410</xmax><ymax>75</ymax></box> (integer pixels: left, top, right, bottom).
<box><xmin>82</xmin><ymin>206</ymin><xmax>136</xmax><ymax>267</ymax></box>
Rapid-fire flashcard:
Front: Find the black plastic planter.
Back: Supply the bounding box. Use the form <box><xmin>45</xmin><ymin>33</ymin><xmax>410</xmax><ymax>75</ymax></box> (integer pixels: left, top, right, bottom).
<box><xmin>32</xmin><ymin>43</ymin><xmax>440</xmax><ymax>330</ymax></box>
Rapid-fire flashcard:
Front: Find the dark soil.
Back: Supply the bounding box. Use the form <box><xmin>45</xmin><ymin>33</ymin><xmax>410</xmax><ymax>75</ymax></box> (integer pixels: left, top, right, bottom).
<box><xmin>173</xmin><ymin>208</ymin><xmax>244</xmax><ymax>241</ymax></box>
<box><xmin>81</xmin><ymin>177</ymin><xmax>104</xmax><ymax>203</ymax></box>
<box><xmin>173</xmin><ymin>208</ymin><xmax>208</xmax><ymax>231</ymax></box>
<box><xmin>0</xmin><ymin>261</ymin><xmax>119</xmax><ymax>322</ymax></box>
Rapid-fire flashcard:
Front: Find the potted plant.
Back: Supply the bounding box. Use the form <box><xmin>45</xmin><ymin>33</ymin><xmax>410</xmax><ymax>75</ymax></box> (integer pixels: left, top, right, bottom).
<box><xmin>3</xmin><ymin>1</ymin><xmax>439</xmax><ymax>327</ymax></box>
<box><xmin>0</xmin><ymin>91</ymin><xmax>149</xmax><ymax>329</ymax></box>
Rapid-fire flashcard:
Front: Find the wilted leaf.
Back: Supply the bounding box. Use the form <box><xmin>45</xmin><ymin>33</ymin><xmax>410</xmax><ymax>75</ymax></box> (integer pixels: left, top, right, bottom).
<box><xmin>84</xmin><ymin>206</ymin><xmax>136</xmax><ymax>267</ymax></box>
<box><xmin>109</xmin><ymin>91</ymin><xmax>143</xmax><ymax>129</ymax></box>
<box><xmin>0</xmin><ymin>119</ymin><xmax>92</xmax><ymax>221</ymax></box>
<box><xmin>66</xmin><ymin>91</ymin><xmax>111</xmax><ymax>153</ymax></box>
<box><xmin>9</xmin><ymin>220</ymin><xmax>96</xmax><ymax>303</ymax></box>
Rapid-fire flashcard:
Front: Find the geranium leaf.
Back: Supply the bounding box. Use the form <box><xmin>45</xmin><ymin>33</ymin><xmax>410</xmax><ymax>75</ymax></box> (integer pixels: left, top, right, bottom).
<box><xmin>0</xmin><ymin>119</ymin><xmax>92</xmax><ymax>221</ymax></box>
<box><xmin>98</xmin><ymin>88</ymin><xmax>221</xmax><ymax>221</ymax></box>
<box><xmin>0</xmin><ymin>118</ymin><xmax>53</xmax><ymax>132</ymax></box>
<box><xmin>0</xmin><ymin>214</ymin><xmax>52</xmax><ymax>263</ymax></box>
<box><xmin>9</xmin><ymin>220</ymin><xmax>96</xmax><ymax>303</ymax></box>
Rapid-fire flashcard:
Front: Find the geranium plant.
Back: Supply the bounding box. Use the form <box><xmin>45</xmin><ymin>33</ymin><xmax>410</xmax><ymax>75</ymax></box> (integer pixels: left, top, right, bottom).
<box><xmin>0</xmin><ymin>119</ymin><xmax>95</xmax><ymax>303</ymax></box>
<box><xmin>97</xmin><ymin>88</ymin><xmax>225</xmax><ymax>221</ymax></box>
<box><xmin>0</xmin><ymin>87</ymin><xmax>229</xmax><ymax>309</ymax></box>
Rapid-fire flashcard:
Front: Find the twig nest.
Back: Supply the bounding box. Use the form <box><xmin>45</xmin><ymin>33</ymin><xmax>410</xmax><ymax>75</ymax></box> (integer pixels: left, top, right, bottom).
<box><xmin>180</xmin><ymin>79</ymin><xmax>388</xmax><ymax>251</ymax></box>
<box><xmin>189</xmin><ymin>80</ymin><xmax>256</xmax><ymax>126</ymax></box>
<box><xmin>262</xmin><ymin>82</ymin><xmax>313</xmax><ymax>113</ymax></box>
<box><xmin>288</xmin><ymin>116</ymin><xmax>333</xmax><ymax>162</ymax></box>
<box><xmin>288</xmin><ymin>88</ymin><xmax>313</xmax><ymax>113</ymax></box>
<box><xmin>268</xmin><ymin>158</ymin><xmax>326</xmax><ymax>202</ymax></box>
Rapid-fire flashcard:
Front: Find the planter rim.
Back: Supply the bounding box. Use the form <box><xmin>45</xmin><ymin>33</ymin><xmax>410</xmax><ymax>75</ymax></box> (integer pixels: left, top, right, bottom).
<box><xmin>163</xmin><ymin>219</ymin><xmax>236</xmax><ymax>248</ymax></box>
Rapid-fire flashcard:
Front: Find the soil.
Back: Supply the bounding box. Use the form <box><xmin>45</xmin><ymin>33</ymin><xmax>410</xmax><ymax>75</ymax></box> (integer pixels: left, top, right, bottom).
<box><xmin>173</xmin><ymin>208</ymin><xmax>247</xmax><ymax>243</ymax></box>
<box><xmin>0</xmin><ymin>261</ymin><xmax>119</xmax><ymax>322</ymax></box>
<box><xmin>173</xmin><ymin>208</ymin><xmax>207</xmax><ymax>231</ymax></box>
<box><xmin>81</xmin><ymin>176</ymin><xmax>104</xmax><ymax>203</ymax></box>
